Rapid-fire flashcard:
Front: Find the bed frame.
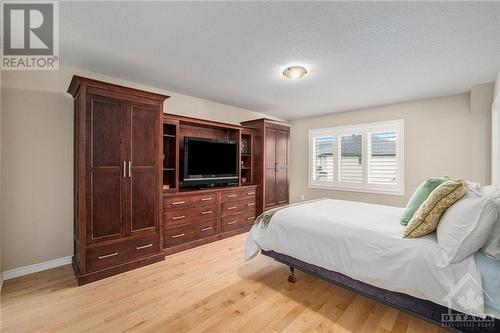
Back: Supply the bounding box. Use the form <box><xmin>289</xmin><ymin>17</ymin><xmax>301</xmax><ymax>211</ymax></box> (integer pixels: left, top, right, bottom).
<box><xmin>261</xmin><ymin>250</ymin><xmax>499</xmax><ymax>333</ymax></box>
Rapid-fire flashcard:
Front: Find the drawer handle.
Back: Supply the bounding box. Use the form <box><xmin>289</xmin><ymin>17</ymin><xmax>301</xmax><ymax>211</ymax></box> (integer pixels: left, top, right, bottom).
<box><xmin>227</xmin><ymin>221</ymin><xmax>237</xmax><ymax>225</ymax></box>
<box><xmin>278</xmin><ymin>200</ymin><xmax>287</xmax><ymax>204</ymax></box>
<box><xmin>172</xmin><ymin>201</ymin><xmax>185</xmax><ymax>205</ymax></box>
<box><xmin>227</xmin><ymin>206</ymin><xmax>237</xmax><ymax>210</ymax></box>
<box><xmin>201</xmin><ymin>226</ymin><xmax>213</xmax><ymax>231</ymax></box>
<box><xmin>172</xmin><ymin>215</ymin><xmax>186</xmax><ymax>220</ymax></box>
<box><xmin>136</xmin><ymin>243</ymin><xmax>153</xmax><ymax>250</ymax></box>
<box><xmin>247</xmin><ymin>216</ymin><xmax>255</xmax><ymax>220</ymax></box>
<box><xmin>227</xmin><ymin>194</ymin><xmax>237</xmax><ymax>198</ymax></box>
<box><xmin>247</xmin><ymin>203</ymin><xmax>255</xmax><ymax>207</ymax></box>
<box><xmin>247</xmin><ymin>192</ymin><xmax>255</xmax><ymax>195</ymax></box>
<box><xmin>201</xmin><ymin>197</ymin><xmax>213</xmax><ymax>201</ymax></box>
<box><xmin>201</xmin><ymin>210</ymin><xmax>213</xmax><ymax>215</ymax></box>
<box><xmin>172</xmin><ymin>233</ymin><xmax>185</xmax><ymax>239</ymax></box>
<box><xmin>98</xmin><ymin>252</ymin><xmax>118</xmax><ymax>260</ymax></box>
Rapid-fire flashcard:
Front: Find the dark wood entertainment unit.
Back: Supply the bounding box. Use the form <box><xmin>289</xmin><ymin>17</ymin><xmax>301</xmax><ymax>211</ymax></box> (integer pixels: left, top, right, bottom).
<box><xmin>69</xmin><ymin>76</ymin><xmax>290</xmax><ymax>284</ymax></box>
<box><xmin>161</xmin><ymin>113</ymin><xmax>265</xmax><ymax>254</ymax></box>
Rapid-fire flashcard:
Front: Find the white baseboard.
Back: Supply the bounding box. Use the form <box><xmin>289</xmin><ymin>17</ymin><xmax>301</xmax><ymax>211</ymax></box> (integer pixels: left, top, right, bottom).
<box><xmin>2</xmin><ymin>256</ymin><xmax>72</xmax><ymax>281</ymax></box>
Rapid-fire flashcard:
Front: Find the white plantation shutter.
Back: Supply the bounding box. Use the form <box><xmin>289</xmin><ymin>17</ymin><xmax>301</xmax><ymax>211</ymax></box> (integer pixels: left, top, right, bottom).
<box><xmin>339</xmin><ymin>134</ymin><xmax>363</xmax><ymax>183</ymax></box>
<box><xmin>309</xmin><ymin>120</ymin><xmax>404</xmax><ymax>194</ymax></box>
<box><xmin>368</xmin><ymin>131</ymin><xmax>397</xmax><ymax>184</ymax></box>
<box><xmin>311</xmin><ymin>136</ymin><xmax>334</xmax><ymax>181</ymax></box>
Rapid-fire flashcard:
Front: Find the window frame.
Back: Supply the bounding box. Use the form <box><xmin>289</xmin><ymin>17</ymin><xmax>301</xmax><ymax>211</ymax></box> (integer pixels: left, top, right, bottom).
<box><xmin>308</xmin><ymin>119</ymin><xmax>404</xmax><ymax>196</ymax></box>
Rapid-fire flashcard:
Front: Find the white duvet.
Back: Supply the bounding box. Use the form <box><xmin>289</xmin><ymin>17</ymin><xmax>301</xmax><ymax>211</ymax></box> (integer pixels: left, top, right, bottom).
<box><xmin>245</xmin><ymin>199</ymin><xmax>485</xmax><ymax>316</ymax></box>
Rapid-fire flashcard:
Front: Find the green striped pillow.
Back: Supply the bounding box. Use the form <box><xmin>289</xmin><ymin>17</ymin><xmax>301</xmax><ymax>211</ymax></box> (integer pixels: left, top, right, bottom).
<box><xmin>404</xmin><ymin>180</ymin><xmax>467</xmax><ymax>238</ymax></box>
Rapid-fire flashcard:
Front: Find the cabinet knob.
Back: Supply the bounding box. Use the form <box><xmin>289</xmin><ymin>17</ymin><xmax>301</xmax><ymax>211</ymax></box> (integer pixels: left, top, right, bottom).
<box><xmin>136</xmin><ymin>243</ymin><xmax>153</xmax><ymax>250</ymax></box>
<box><xmin>172</xmin><ymin>233</ymin><xmax>185</xmax><ymax>239</ymax></box>
<box><xmin>172</xmin><ymin>215</ymin><xmax>186</xmax><ymax>220</ymax></box>
<box><xmin>201</xmin><ymin>226</ymin><xmax>213</xmax><ymax>231</ymax></box>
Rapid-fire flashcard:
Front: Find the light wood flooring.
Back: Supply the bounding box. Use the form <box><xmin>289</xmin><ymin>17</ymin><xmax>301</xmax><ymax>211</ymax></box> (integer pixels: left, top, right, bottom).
<box><xmin>1</xmin><ymin>233</ymin><xmax>447</xmax><ymax>333</ymax></box>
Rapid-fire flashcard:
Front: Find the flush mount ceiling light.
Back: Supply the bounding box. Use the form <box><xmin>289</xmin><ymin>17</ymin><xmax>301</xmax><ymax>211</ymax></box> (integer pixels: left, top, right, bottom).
<box><xmin>282</xmin><ymin>66</ymin><xmax>308</xmax><ymax>80</ymax></box>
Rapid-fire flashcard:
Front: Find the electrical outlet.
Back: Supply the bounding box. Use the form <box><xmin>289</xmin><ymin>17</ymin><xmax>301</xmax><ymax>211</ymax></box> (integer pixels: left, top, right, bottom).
<box><xmin>300</xmin><ymin>194</ymin><xmax>305</xmax><ymax>201</ymax></box>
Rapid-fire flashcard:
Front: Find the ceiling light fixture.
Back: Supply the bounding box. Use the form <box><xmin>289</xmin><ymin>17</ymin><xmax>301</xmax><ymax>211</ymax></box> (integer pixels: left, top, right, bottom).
<box><xmin>282</xmin><ymin>66</ymin><xmax>308</xmax><ymax>80</ymax></box>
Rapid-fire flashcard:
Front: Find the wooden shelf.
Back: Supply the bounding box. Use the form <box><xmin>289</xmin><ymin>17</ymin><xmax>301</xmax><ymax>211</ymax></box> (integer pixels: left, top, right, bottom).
<box><xmin>163</xmin><ymin>121</ymin><xmax>179</xmax><ymax>191</ymax></box>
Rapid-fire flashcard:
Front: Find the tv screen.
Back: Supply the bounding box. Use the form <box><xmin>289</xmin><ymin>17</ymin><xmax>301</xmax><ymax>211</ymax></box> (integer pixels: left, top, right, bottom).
<box><xmin>184</xmin><ymin>137</ymin><xmax>238</xmax><ymax>180</ymax></box>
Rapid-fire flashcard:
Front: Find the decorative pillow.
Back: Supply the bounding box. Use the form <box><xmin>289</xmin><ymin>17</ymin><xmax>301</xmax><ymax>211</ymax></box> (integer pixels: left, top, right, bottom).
<box><xmin>403</xmin><ymin>179</ymin><xmax>466</xmax><ymax>238</ymax></box>
<box><xmin>479</xmin><ymin>185</ymin><xmax>500</xmax><ymax>259</ymax></box>
<box><xmin>400</xmin><ymin>177</ymin><xmax>449</xmax><ymax>226</ymax></box>
<box><xmin>436</xmin><ymin>186</ymin><xmax>498</xmax><ymax>267</ymax></box>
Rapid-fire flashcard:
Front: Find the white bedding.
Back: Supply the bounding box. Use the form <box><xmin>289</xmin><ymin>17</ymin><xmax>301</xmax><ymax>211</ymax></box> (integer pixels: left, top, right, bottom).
<box><xmin>245</xmin><ymin>199</ymin><xmax>485</xmax><ymax>316</ymax></box>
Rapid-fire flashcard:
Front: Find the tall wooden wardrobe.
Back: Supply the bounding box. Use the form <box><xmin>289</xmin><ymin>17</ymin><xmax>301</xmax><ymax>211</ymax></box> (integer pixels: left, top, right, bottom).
<box><xmin>68</xmin><ymin>76</ymin><xmax>169</xmax><ymax>285</ymax></box>
<box><xmin>240</xmin><ymin>119</ymin><xmax>291</xmax><ymax>214</ymax></box>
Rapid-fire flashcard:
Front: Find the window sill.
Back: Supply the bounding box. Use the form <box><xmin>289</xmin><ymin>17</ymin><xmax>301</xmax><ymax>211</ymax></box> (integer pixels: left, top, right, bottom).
<box><xmin>308</xmin><ymin>184</ymin><xmax>404</xmax><ymax>196</ymax></box>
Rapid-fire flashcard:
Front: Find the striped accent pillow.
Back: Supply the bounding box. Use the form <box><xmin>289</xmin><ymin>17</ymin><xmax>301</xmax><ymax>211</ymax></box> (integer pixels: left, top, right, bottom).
<box><xmin>404</xmin><ymin>180</ymin><xmax>467</xmax><ymax>238</ymax></box>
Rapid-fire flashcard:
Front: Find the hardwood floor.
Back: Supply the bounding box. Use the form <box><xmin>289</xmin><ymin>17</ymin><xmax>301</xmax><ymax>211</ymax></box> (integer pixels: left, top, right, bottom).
<box><xmin>1</xmin><ymin>233</ymin><xmax>447</xmax><ymax>333</ymax></box>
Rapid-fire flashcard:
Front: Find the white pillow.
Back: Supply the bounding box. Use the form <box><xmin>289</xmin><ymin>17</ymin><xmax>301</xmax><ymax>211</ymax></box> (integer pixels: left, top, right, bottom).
<box><xmin>480</xmin><ymin>185</ymin><xmax>500</xmax><ymax>259</ymax></box>
<box><xmin>436</xmin><ymin>185</ymin><xmax>498</xmax><ymax>267</ymax></box>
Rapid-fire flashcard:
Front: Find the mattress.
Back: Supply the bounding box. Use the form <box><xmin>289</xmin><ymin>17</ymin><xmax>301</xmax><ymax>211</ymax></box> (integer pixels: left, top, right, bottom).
<box><xmin>245</xmin><ymin>199</ymin><xmax>486</xmax><ymax>317</ymax></box>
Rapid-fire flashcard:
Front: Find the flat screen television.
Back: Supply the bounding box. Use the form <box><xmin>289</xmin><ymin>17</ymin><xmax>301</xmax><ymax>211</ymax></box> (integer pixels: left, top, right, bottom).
<box><xmin>183</xmin><ymin>137</ymin><xmax>239</xmax><ymax>188</ymax></box>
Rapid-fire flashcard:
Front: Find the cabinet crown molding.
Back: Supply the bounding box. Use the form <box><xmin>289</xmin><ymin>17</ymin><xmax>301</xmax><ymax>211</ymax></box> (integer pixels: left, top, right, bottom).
<box><xmin>67</xmin><ymin>75</ymin><xmax>170</xmax><ymax>102</ymax></box>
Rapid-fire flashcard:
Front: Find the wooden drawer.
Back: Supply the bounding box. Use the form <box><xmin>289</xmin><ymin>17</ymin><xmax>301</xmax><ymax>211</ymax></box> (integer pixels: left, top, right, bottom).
<box><xmin>241</xmin><ymin>188</ymin><xmax>257</xmax><ymax>200</ymax></box>
<box><xmin>221</xmin><ymin>198</ymin><xmax>256</xmax><ymax>216</ymax></box>
<box><xmin>164</xmin><ymin>204</ymin><xmax>217</xmax><ymax>227</ymax></box>
<box><xmin>86</xmin><ymin>235</ymin><xmax>160</xmax><ymax>272</ymax></box>
<box><xmin>244</xmin><ymin>208</ymin><xmax>257</xmax><ymax>224</ymax></box>
<box><xmin>221</xmin><ymin>210</ymin><xmax>256</xmax><ymax>232</ymax></box>
<box><xmin>165</xmin><ymin>219</ymin><xmax>217</xmax><ymax>247</ymax></box>
<box><xmin>164</xmin><ymin>193</ymin><xmax>217</xmax><ymax>210</ymax></box>
<box><xmin>221</xmin><ymin>188</ymin><xmax>257</xmax><ymax>202</ymax></box>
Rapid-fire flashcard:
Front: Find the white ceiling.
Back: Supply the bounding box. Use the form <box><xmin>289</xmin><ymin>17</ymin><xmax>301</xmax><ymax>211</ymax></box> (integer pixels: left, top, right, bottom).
<box><xmin>60</xmin><ymin>1</ymin><xmax>500</xmax><ymax>120</ymax></box>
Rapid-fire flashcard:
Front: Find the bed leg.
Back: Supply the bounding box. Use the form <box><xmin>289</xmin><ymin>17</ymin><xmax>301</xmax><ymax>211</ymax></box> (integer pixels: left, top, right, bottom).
<box><xmin>287</xmin><ymin>266</ymin><xmax>296</xmax><ymax>283</ymax></box>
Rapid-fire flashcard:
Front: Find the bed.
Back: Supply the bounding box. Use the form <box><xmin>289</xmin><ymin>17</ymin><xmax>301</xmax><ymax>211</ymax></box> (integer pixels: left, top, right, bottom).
<box><xmin>245</xmin><ymin>199</ymin><xmax>500</xmax><ymax>332</ymax></box>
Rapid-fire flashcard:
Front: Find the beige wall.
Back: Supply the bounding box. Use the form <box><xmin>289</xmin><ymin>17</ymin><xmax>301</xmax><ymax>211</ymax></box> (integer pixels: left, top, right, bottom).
<box><xmin>0</xmin><ymin>69</ymin><xmax>3</xmax><ymax>285</ymax></box>
<box><xmin>290</xmin><ymin>92</ymin><xmax>493</xmax><ymax>207</ymax></box>
<box><xmin>493</xmin><ymin>72</ymin><xmax>500</xmax><ymax>186</ymax></box>
<box><xmin>0</xmin><ymin>66</ymin><xmax>279</xmax><ymax>271</ymax></box>
<box><xmin>495</xmin><ymin>71</ymin><xmax>500</xmax><ymax>101</ymax></box>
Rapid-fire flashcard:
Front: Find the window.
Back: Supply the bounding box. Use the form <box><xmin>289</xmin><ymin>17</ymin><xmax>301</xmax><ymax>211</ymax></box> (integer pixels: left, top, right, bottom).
<box><xmin>312</xmin><ymin>136</ymin><xmax>334</xmax><ymax>181</ymax></box>
<box><xmin>309</xmin><ymin>120</ymin><xmax>404</xmax><ymax>195</ymax></box>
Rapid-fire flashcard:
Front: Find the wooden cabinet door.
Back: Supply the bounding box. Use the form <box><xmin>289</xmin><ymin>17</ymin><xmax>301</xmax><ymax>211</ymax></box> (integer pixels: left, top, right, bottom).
<box><xmin>264</xmin><ymin>128</ymin><xmax>277</xmax><ymax>208</ymax></box>
<box><xmin>86</xmin><ymin>94</ymin><xmax>127</xmax><ymax>242</ymax></box>
<box><xmin>275</xmin><ymin>130</ymin><xmax>289</xmax><ymax>205</ymax></box>
<box><xmin>127</xmin><ymin>102</ymin><xmax>160</xmax><ymax>234</ymax></box>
